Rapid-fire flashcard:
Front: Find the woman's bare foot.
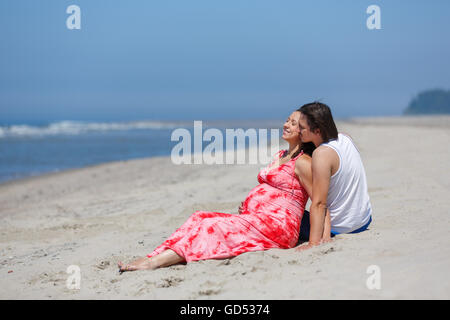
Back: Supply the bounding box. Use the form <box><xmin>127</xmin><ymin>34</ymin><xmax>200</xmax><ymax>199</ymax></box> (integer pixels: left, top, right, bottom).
<box><xmin>118</xmin><ymin>256</ymin><xmax>155</xmax><ymax>273</ymax></box>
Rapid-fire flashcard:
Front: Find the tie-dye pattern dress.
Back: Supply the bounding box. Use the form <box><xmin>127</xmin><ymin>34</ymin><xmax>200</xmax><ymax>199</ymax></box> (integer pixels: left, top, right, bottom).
<box><xmin>147</xmin><ymin>150</ymin><xmax>309</xmax><ymax>262</ymax></box>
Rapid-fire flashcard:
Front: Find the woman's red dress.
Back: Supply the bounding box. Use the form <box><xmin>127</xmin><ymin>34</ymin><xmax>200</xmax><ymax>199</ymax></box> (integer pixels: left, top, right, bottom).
<box><xmin>147</xmin><ymin>150</ymin><xmax>309</xmax><ymax>262</ymax></box>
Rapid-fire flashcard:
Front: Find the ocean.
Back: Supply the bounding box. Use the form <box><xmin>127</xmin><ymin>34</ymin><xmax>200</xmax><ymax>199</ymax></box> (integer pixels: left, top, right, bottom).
<box><xmin>0</xmin><ymin>119</ymin><xmax>282</xmax><ymax>184</ymax></box>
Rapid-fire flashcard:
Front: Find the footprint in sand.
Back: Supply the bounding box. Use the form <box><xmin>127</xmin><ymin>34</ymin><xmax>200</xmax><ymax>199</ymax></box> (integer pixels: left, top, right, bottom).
<box><xmin>198</xmin><ymin>288</ymin><xmax>221</xmax><ymax>296</ymax></box>
<box><xmin>95</xmin><ymin>260</ymin><xmax>111</xmax><ymax>270</ymax></box>
<box><xmin>197</xmin><ymin>280</ymin><xmax>223</xmax><ymax>296</ymax></box>
<box><xmin>156</xmin><ymin>276</ymin><xmax>184</xmax><ymax>288</ymax></box>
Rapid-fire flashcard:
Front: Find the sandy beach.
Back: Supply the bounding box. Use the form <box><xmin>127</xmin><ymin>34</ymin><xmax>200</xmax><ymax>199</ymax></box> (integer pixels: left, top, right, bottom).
<box><xmin>0</xmin><ymin>116</ymin><xmax>449</xmax><ymax>300</ymax></box>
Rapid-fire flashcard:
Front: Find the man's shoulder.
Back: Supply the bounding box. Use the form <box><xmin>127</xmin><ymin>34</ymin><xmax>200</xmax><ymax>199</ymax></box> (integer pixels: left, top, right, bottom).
<box><xmin>312</xmin><ymin>145</ymin><xmax>339</xmax><ymax>169</ymax></box>
<box><xmin>313</xmin><ymin>145</ymin><xmax>336</xmax><ymax>157</ymax></box>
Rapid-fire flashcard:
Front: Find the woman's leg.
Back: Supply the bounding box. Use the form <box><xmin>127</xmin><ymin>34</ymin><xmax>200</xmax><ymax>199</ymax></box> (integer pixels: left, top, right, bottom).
<box><xmin>151</xmin><ymin>249</ymin><xmax>185</xmax><ymax>268</ymax></box>
<box><xmin>147</xmin><ymin>211</ymin><xmax>219</xmax><ymax>258</ymax></box>
<box><xmin>118</xmin><ymin>249</ymin><xmax>184</xmax><ymax>273</ymax></box>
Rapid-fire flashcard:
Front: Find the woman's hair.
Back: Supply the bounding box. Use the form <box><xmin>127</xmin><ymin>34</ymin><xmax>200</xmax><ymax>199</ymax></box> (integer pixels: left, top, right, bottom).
<box><xmin>297</xmin><ymin>102</ymin><xmax>338</xmax><ymax>143</ymax></box>
<box><xmin>289</xmin><ymin>142</ymin><xmax>315</xmax><ymax>158</ymax></box>
<box><xmin>299</xmin><ymin>141</ymin><xmax>316</xmax><ymax>157</ymax></box>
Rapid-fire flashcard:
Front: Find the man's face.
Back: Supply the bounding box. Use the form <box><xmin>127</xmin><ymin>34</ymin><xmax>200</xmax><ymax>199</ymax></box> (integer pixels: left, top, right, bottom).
<box><xmin>298</xmin><ymin>112</ymin><xmax>316</xmax><ymax>143</ymax></box>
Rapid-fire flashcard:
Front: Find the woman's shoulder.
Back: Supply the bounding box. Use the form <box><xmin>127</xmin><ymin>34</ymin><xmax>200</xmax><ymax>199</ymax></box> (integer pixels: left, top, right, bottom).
<box><xmin>294</xmin><ymin>152</ymin><xmax>312</xmax><ymax>179</ymax></box>
<box><xmin>295</xmin><ymin>153</ymin><xmax>312</xmax><ymax>169</ymax></box>
<box><xmin>295</xmin><ymin>153</ymin><xmax>312</xmax><ymax>164</ymax></box>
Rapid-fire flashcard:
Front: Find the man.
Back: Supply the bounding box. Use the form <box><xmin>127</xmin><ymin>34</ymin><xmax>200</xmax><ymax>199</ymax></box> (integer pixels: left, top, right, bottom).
<box><xmin>295</xmin><ymin>102</ymin><xmax>372</xmax><ymax>250</ymax></box>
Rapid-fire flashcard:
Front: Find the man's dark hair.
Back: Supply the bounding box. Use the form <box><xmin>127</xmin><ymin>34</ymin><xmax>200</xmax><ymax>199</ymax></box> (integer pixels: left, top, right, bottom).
<box><xmin>298</xmin><ymin>102</ymin><xmax>338</xmax><ymax>143</ymax></box>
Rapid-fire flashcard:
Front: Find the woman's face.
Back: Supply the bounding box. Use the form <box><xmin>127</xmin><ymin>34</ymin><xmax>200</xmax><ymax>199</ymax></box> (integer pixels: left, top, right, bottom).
<box><xmin>282</xmin><ymin>111</ymin><xmax>301</xmax><ymax>143</ymax></box>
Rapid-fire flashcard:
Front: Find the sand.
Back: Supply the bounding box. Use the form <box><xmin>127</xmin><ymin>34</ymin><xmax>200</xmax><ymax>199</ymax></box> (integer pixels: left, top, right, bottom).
<box><xmin>0</xmin><ymin>116</ymin><xmax>449</xmax><ymax>300</ymax></box>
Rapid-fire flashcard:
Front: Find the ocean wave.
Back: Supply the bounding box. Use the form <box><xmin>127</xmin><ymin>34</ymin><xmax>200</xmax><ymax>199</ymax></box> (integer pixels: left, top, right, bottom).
<box><xmin>0</xmin><ymin>120</ymin><xmax>183</xmax><ymax>138</ymax></box>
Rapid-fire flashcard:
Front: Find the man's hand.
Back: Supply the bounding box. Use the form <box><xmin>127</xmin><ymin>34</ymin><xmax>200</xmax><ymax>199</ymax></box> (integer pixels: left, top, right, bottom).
<box><xmin>295</xmin><ymin>242</ymin><xmax>316</xmax><ymax>252</ymax></box>
<box><xmin>295</xmin><ymin>238</ymin><xmax>333</xmax><ymax>252</ymax></box>
<box><xmin>321</xmin><ymin>234</ymin><xmax>332</xmax><ymax>244</ymax></box>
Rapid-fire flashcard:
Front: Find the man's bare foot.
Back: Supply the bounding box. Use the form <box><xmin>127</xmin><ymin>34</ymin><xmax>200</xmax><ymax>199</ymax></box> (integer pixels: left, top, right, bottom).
<box><xmin>118</xmin><ymin>256</ymin><xmax>156</xmax><ymax>273</ymax></box>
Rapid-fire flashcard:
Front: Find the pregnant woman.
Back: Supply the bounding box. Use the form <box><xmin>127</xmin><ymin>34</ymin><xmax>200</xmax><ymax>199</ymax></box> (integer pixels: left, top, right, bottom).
<box><xmin>118</xmin><ymin>110</ymin><xmax>316</xmax><ymax>272</ymax></box>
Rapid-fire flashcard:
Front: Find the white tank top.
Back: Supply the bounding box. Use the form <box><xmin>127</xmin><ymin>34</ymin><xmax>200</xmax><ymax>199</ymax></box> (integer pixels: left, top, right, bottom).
<box><xmin>320</xmin><ymin>133</ymin><xmax>372</xmax><ymax>234</ymax></box>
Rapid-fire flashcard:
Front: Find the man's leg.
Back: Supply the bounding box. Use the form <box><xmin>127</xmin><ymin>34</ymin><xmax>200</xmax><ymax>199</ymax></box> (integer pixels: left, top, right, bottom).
<box><xmin>297</xmin><ymin>210</ymin><xmax>311</xmax><ymax>244</ymax></box>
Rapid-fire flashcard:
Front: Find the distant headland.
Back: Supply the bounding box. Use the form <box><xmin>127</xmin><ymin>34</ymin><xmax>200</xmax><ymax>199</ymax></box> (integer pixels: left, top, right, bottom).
<box><xmin>404</xmin><ymin>89</ymin><xmax>450</xmax><ymax>115</ymax></box>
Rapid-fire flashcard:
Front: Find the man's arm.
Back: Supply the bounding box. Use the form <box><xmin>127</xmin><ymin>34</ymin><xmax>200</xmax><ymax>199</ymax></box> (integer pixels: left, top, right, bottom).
<box><xmin>322</xmin><ymin>208</ymin><xmax>332</xmax><ymax>242</ymax></box>
<box><xmin>309</xmin><ymin>147</ymin><xmax>332</xmax><ymax>245</ymax></box>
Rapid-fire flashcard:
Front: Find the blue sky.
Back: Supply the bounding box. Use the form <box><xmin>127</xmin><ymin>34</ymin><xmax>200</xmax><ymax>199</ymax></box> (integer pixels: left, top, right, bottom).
<box><xmin>1</xmin><ymin>0</ymin><xmax>449</xmax><ymax>123</ymax></box>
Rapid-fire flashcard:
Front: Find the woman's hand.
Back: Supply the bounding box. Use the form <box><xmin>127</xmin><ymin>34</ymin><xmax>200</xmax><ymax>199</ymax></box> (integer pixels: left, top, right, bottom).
<box><xmin>238</xmin><ymin>201</ymin><xmax>244</xmax><ymax>214</ymax></box>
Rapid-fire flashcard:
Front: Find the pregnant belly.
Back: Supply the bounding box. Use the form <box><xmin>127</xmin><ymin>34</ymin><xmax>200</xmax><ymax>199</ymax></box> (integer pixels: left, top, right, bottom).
<box><xmin>239</xmin><ymin>183</ymin><xmax>301</xmax><ymax>248</ymax></box>
<box><xmin>242</xmin><ymin>183</ymin><xmax>294</xmax><ymax>213</ymax></box>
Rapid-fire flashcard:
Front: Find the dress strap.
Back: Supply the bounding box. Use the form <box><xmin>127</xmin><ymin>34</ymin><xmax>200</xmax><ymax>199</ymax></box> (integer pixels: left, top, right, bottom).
<box><xmin>265</xmin><ymin>150</ymin><xmax>285</xmax><ymax>169</ymax></box>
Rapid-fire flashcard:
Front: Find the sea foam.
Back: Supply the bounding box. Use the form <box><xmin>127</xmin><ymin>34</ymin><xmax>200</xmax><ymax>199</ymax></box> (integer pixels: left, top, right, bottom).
<box><xmin>0</xmin><ymin>120</ymin><xmax>182</xmax><ymax>138</ymax></box>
